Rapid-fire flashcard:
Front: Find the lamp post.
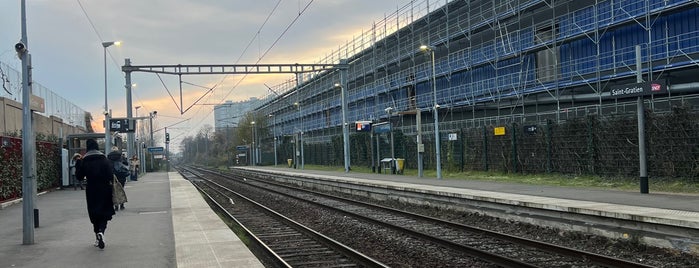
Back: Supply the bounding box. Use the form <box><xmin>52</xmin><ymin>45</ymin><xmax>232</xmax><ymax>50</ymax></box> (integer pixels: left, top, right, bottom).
<box><xmin>125</xmin><ymin>75</ymin><xmax>135</xmax><ymax>170</ymax></box>
<box><xmin>335</xmin><ymin>82</ymin><xmax>351</xmax><ymax>173</ymax></box>
<box><xmin>420</xmin><ymin>45</ymin><xmax>442</xmax><ymax>179</ymax></box>
<box><xmin>102</xmin><ymin>41</ymin><xmax>120</xmax><ymax>152</ymax></box>
<box><xmin>19</xmin><ymin>0</ymin><xmax>37</xmax><ymax>244</ymax></box>
<box><xmin>269</xmin><ymin>114</ymin><xmax>277</xmax><ymax>167</ymax></box>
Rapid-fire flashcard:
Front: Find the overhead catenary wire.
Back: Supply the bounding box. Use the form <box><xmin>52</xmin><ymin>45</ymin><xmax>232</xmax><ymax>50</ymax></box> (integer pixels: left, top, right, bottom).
<box><xmin>76</xmin><ymin>0</ymin><xmax>155</xmax><ymax>119</ymax></box>
<box><xmin>185</xmin><ymin>0</ymin><xmax>315</xmax><ymax>138</ymax></box>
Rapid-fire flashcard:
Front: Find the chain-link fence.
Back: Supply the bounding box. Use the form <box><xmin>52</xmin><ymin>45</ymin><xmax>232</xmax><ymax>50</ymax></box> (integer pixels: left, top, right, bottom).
<box><xmin>1</xmin><ymin>61</ymin><xmax>87</xmax><ymax>129</ymax></box>
<box><xmin>261</xmin><ymin>95</ymin><xmax>699</xmax><ymax>182</ymax></box>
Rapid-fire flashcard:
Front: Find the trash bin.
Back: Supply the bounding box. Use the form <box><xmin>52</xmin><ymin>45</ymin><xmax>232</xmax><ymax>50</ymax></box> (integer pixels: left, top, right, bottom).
<box><xmin>395</xmin><ymin>158</ymin><xmax>405</xmax><ymax>174</ymax></box>
<box><xmin>287</xmin><ymin>159</ymin><xmax>293</xmax><ymax>168</ymax></box>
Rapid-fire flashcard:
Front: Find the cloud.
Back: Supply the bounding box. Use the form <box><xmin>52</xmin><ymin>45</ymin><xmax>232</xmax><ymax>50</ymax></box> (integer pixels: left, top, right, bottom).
<box><xmin>2</xmin><ymin>0</ymin><xmax>420</xmax><ymax>152</ymax></box>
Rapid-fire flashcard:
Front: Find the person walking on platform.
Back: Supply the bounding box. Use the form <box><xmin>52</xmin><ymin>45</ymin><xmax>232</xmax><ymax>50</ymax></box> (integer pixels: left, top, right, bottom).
<box><xmin>75</xmin><ymin>139</ymin><xmax>115</xmax><ymax>250</ymax></box>
<box><xmin>70</xmin><ymin>153</ymin><xmax>84</xmax><ymax>190</ymax></box>
<box><xmin>129</xmin><ymin>154</ymin><xmax>139</xmax><ymax>181</ymax></box>
<box><xmin>108</xmin><ymin>147</ymin><xmax>129</xmax><ymax>211</ymax></box>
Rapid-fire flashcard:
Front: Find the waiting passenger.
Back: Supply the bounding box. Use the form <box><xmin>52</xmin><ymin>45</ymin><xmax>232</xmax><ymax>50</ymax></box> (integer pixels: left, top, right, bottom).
<box><xmin>129</xmin><ymin>154</ymin><xmax>139</xmax><ymax>181</ymax></box>
<box><xmin>108</xmin><ymin>147</ymin><xmax>129</xmax><ymax>211</ymax></box>
<box><xmin>70</xmin><ymin>153</ymin><xmax>83</xmax><ymax>190</ymax></box>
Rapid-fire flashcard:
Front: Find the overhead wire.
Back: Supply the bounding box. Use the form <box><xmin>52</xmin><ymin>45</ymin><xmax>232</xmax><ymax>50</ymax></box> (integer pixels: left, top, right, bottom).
<box><xmin>76</xmin><ymin>0</ymin><xmax>153</xmax><ymax>118</ymax></box>
<box><xmin>209</xmin><ymin>0</ymin><xmax>315</xmax><ymax>111</ymax></box>
<box><xmin>179</xmin><ymin>0</ymin><xmax>284</xmax><ymax>137</ymax></box>
<box><xmin>185</xmin><ymin>0</ymin><xmax>315</xmax><ymax>137</ymax></box>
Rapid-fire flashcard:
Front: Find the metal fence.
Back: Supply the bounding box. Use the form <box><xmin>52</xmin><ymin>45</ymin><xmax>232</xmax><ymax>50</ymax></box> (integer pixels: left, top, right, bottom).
<box><xmin>1</xmin><ymin>61</ymin><xmax>87</xmax><ymax>128</ymax></box>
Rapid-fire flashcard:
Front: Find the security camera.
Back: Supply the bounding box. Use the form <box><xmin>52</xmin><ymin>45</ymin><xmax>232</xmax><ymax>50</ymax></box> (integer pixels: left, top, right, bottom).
<box><xmin>103</xmin><ymin>110</ymin><xmax>109</xmax><ymax>115</ymax></box>
<box><xmin>435</xmin><ymin>104</ymin><xmax>441</xmax><ymax>109</ymax></box>
<box><xmin>14</xmin><ymin>42</ymin><xmax>27</xmax><ymax>54</ymax></box>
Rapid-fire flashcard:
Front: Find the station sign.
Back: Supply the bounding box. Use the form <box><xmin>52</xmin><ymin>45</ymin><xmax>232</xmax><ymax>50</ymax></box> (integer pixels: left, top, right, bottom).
<box><xmin>109</xmin><ymin>118</ymin><xmax>136</xmax><ymax>133</ymax></box>
<box><xmin>148</xmin><ymin>147</ymin><xmax>164</xmax><ymax>154</ymax></box>
<box><xmin>373</xmin><ymin>122</ymin><xmax>391</xmax><ymax>134</ymax></box>
<box><xmin>448</xmin><ymin>133</ymin><xmax>458</xmax><ymax>141</ymax></box>
<box><xmin>30</xmin><ymin>95</ymin><xmax>45</xmax><ymax>113</ymax></box>
<box><xmin>609</xmin><ymin>80</ymin><xmax>667</xmax><ymax>99</ymax></box>
<box><xmin>355</xmin><ymin>121</ymin><xmax>372</xmax><ymax>132</ymax></box>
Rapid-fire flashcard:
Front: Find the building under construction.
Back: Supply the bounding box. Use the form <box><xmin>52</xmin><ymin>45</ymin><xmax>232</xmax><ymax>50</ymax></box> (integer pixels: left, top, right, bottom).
<box><xmin>254</xmin><ymin>0</ymin><xmax>699</xmax><ymax>178</ymax></box>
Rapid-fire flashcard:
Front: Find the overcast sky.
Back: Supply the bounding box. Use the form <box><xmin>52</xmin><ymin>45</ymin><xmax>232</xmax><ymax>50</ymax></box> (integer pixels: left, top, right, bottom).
<box><xmin>0</xmin><ymin>0</ymin><xmax>432</xmax><ymax>151</ymax></box>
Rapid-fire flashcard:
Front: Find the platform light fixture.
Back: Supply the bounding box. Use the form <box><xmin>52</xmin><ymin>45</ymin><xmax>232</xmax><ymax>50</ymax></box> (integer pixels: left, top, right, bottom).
<box><xmin>102</xmin><ymin>40</ymin><xmax>121</xmax><ymax>152</ymax></box>
<box><xmin>420</xmin><ymin>44</ymin><xmax>442</xmax><ymax>179</ymax></box>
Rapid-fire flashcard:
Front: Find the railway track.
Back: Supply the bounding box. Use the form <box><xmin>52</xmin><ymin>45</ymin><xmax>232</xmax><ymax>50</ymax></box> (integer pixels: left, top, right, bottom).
<box><xmin>177</xmin><ymin>167</ymin><xmax>388</xmax><ymax>268</ymax></box>
<box><xmin>185</xmin><ymin>166</ymin><xmax>654</xmax><ymax>267</ymax></box>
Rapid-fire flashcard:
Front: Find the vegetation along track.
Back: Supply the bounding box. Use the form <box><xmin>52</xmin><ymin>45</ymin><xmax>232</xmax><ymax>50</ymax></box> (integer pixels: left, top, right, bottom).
<box><xmin>185</xmin><ymin>166</ymin><xmax>656</xmax><ymax>268</ymax></box>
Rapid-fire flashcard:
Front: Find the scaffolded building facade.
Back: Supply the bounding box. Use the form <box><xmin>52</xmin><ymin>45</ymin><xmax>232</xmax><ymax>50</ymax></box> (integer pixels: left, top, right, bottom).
<box><xmin>255</xmin><ymin>0</ymin><xmax>699</xmax><ymax>174</ymax></box>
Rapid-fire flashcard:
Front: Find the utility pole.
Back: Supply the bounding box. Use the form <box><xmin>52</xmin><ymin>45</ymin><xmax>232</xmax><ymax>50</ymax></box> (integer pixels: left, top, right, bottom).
<box><xmin>636</xmin><ymin>46</ymin><xmax>648</xmax><ymax>194</ymax></box>
<box><xmin>19</xmin><ymin>0</ymin><xmax>37</xmax><ymax>245</ymax></box>
<box><xmin>339</xmin><ymin>59</ymin><xmax>351</xmax><ymax>172</ymax></box>
<box><xmin>125</xmin><ymin>59</ymin><xmax>134</xmax><ymax>171</ymax></box>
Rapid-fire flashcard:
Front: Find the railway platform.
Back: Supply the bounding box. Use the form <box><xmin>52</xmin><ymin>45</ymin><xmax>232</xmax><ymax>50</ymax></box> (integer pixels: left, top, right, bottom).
<box><xmin>0</xmin><ymin>171</ymin><xmax>263</xmax><ymax>268</ymax></box>
<box><xmin>237</xmin><ymin>166</ymin><xmax>699</xmax><ymax>254</ymax></box>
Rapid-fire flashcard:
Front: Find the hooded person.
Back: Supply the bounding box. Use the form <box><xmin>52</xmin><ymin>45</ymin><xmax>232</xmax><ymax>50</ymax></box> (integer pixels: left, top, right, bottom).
<box><xmin>107</xmin><ymin>146</ymin><xmax>128</xmax><ymax>211</ymax></box>
<box><xmin>75</xmin><ymin>138</ymin><xmax>115</xmax><ymax>249</ymax></box>
<box><xmin>70</xmin><ymin>153</ymin><xmax>83</xmax><ymax>190</ymax></box>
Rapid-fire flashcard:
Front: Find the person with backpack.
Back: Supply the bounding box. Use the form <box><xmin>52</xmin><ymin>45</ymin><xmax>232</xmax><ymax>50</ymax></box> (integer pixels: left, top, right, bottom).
<box><xmin>108</xmin><ymin>147</ymin><xmax>129</xmax><ymax>211</ymax></box>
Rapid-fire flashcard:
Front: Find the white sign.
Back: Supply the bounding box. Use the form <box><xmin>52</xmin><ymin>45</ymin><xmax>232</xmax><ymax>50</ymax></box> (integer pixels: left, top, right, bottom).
<box><xmin>448</xmin><ymin>133</ymin><xmax>458</xmax><ymax>141</ymax></box>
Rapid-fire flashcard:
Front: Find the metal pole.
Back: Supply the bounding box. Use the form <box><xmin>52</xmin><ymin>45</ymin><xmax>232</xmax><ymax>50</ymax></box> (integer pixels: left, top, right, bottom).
<box><xmin>125</xmin><ymin>59</ymin><xmax>134</xmax><ymax>178</ymax></box>
<box><xmin>636</xmin><ymin>45</ymin><xmax>649</xmax><ymax>194</ymax></box>
<box><xmin>388</xmin><ymin>109</ymin><xmax>395</xmax><ymax>174</ymax></box>
<box><xmin>376</xmin><ymin>131</ymin><xmax>381</xmax><ymax>173</ymax></box>
<box><xmin>272</xmin><ymin>115</ymin><xmax>277</xmax><ymax>166</ymax></box>
<box><xmin>251</xmin><ymin>122</ymin><xmax>255</xmax><ymax>166</ymax></box>
<box><xmin>165</xmin><ymin>127</ymin><xmax>169</xmax><ymax>172</ymax></box>
<box><xmin>299</xmin><ymin>104</ymin><xmax>304</xmax><ymax>170</ymax></box>
<box><xmin>149</xmin><ymin>114</ymin><xmax>154</xmax><ymax>172</ymax></box>
<box><xmin>20</xmin><ymin>0</ymin><xmax>36</xmax><ymax>244</ymax></box>
<box><xmin>370</xmin><ymin>130</ymin><xmax>375</xmax><ymax>172</ymax></box>
<box><xmin>293</xmin><ymin>73</ymin><xmax>305</xmax><ymax>170</ymax></box>
<box><xmin>430</xmin><ymin>49</ymin><xmax>442</xmax><ymax>179</ymax></box>
<box><xmin>103</xmin><ymin>45</ymin><xmax>112</xmax><ymax>153</ymax></box>
<box><xmin>417</xmin><ymin>108</ymin><xmax>424</xmax><ymax>177</ymax></box>
<box><xmin>340</xmin><ymin>59</ymin><xmax>351</xmax><ymax>172</ymax></box>
<box><xmin>149</xmin><ymin>114</ymin><xmax>154</xmax><ymax>147</ymax></box>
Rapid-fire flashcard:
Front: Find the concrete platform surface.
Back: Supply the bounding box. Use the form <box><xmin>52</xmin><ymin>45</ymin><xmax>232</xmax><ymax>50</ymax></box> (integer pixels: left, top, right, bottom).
<box><xmin>0</xmin><ymin>171</ymin><xmax>263</xmax><ymax>268</ymax></box>
<box><xmin>238</xmin><ymin>166</ymin><xmax>699</xmax><ymax>229</ymax></box>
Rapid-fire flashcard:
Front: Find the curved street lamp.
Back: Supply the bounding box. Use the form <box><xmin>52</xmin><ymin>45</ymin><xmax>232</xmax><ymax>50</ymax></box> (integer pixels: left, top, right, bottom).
<box><xmin>420</xmin><ymin>45</ymin><xmax>442</xmax><ymax>179</ymax></box>
<box><xmin>334</xmin><ymin>83</ymin><xmax>351</xmax><ymax>173</ymax></box>
<box><xmin>102</xmin><ymin>40</ymin><xmax>121</xmax><ymax>152</ymax></box>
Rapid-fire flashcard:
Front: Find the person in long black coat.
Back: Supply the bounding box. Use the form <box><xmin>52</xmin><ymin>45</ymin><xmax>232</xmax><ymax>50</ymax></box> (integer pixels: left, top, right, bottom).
<box><xmin>75</xmin><ymin>139</ymin><xmax>115</xmax><ymax>249</ymax></box>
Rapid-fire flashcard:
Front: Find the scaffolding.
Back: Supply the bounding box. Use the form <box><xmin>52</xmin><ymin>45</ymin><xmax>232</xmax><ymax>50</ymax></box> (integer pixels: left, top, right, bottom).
<box><xmin>254</xmin><ymin>0</ymin><xmax>699</xmax><ymax>170</ymax></box>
